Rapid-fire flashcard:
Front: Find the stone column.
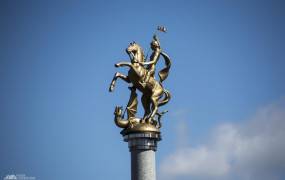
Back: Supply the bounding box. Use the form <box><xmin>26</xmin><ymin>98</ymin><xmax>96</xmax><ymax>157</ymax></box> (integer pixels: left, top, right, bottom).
<box><xmin>123</xmin><ymin>131</ymin><xmax>161</xmax><ymax>180</ymax></box>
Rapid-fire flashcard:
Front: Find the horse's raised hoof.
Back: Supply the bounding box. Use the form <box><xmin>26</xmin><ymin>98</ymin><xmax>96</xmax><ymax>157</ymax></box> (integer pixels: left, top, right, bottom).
<box><xmin>109</xmin><ymin>84</ymin><xmax>115</xmax><ymax>92</ymax></box>
<box><xmin>152</xmin><ymin>120</ymin><xmax>158</xmax><ymax>127</ymax></box>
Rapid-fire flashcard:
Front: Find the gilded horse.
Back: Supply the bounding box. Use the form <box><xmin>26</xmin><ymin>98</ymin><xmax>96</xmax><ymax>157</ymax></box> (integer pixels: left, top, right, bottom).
<box><xmin>109</xmin><ymin>42</ymin><xmax>171</xmax><ymax>123</ymax></box>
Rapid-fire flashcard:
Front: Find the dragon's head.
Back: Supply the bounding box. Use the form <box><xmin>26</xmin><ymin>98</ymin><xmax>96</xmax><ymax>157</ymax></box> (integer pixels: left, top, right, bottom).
<box><xmin>114</xmin><ymin>106</ymin><xmax>123</xmax><ymax>117</ymax></box>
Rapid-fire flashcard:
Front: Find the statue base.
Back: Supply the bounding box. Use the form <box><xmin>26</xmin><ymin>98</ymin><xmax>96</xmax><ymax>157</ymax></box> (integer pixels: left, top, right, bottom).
<box><xmin>120</xmin><ymin>123</ymin><xmax>160</xmax><ymax>136</ymax></box>
<box><xmin>121</xmin><ymin>123</ymin><xmax>161</xmax><ymax>180</ymax></box>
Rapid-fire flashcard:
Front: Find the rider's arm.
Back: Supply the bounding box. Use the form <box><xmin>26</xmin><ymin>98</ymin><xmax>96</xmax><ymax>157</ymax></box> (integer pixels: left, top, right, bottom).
<box><xmin>139</xmin><ymin>50</ymin><xmax>160</xmax><ymax>65</ymax></box>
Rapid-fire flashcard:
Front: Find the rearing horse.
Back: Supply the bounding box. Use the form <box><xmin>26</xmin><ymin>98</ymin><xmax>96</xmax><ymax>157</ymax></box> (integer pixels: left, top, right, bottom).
<box><xmin>109</xmin><ymin>42</ymin><xmax>171</xmax><ymax>123</ymax></box>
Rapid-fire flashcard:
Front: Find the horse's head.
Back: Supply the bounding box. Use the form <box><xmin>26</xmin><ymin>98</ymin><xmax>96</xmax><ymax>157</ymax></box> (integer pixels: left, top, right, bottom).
<box><xmin>126</xmin><ymin>42</ymin><xmax>145</xmax><ymax>63</ymax></box>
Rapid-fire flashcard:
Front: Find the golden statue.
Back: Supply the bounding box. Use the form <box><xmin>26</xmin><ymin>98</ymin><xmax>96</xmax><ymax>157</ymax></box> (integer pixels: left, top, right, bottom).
<box><xmin>109</xmin><ymin>28</ymin><xmax>171</xmax><ymax>132</ymax></box>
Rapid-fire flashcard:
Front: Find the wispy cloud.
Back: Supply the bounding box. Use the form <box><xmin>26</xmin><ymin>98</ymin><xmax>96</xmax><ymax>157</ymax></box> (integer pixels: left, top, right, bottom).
<box><xmin>159</xmin><ymin>98</ymin><xmax>285</xmax><ymax>180</ymax></box>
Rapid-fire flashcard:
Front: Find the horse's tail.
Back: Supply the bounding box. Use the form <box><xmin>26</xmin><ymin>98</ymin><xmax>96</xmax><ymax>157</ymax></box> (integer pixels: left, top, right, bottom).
<box><xmin>158</xmin><ymin>89</ymin><xmax>171</xmax><ymax>107</ymax></box>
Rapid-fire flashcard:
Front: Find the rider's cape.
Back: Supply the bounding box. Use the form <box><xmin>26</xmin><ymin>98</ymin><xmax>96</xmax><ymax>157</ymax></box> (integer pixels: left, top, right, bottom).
<box><xmin>158</xmin><ymin>51</ymin><xmax>171</xmax><ymax>83</ymax></box>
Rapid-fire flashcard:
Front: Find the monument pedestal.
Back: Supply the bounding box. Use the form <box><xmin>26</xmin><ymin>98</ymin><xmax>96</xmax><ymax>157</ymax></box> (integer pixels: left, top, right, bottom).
<box><xmin>121</xmin><ymin>124</ymin><xmax>161</xmax><ymax>180</ymax></box>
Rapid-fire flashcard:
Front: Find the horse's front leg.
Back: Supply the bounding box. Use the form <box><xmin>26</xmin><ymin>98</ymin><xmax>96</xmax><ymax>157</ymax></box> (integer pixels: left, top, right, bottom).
<box><xmin>109</xmin><ymin>72</ymin><xmax>130</xmax><ymax>92</ymax></box>
<box><xmin>115</xmin><ymin>61</ymin><xmax>132</xmax><ymax>68</ymax></box>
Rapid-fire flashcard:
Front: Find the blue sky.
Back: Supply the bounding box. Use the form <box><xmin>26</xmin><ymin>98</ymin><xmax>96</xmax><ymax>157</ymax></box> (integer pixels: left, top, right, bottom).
<box><xmin>1</xmin><ymin>0</ymin><xmax>285</xmax><ymax>180</ymax></box>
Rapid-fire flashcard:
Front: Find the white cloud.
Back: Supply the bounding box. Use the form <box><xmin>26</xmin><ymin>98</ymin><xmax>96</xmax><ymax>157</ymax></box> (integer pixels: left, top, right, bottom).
<box><xmin>159</xmin><ymin>98</ymin><xmax>285</xmax><ymax>180</ymax></box>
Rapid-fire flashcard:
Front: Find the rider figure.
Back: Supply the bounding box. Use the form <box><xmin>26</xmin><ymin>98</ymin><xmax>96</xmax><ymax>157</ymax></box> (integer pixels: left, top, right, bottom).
<box><xmin>139</xmin><ymin>35</ymin><xmax>161</xmax><ymax>86</ymax></box>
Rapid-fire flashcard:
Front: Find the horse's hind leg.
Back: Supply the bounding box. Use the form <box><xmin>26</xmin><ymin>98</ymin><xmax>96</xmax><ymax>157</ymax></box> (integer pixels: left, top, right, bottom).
<box><xmin>109</xmin><ymin>72</ymin><xmax>130</xmax><ymax>92</ymax></box>
<box><xmin>141</xmin><ymin>94</ymin><xmax>151</xmax><ymax>123</ymax></box>
<box><xmin>147</xmin><ymin>86</ymin><xmax>164</xmax><ymax>123</ymax></box>
<box><xmin>147</xmin><ymin>95</ymin><xmax>160</xmax><ymax>123</ymax></box>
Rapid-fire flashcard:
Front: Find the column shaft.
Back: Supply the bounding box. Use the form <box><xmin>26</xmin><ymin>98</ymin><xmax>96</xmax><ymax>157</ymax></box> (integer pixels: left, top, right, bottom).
<box><xmin>131</xmin><ymin>149</ymin><xmax>156</xmax><ymax>180</ymax></box>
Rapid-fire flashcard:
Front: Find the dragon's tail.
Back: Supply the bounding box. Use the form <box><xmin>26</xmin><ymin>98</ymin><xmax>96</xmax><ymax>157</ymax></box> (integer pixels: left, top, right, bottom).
<box><xmin>158</xmin><ymin>89</ymin><xmax>171</xmax><ymax>107</ymax></box>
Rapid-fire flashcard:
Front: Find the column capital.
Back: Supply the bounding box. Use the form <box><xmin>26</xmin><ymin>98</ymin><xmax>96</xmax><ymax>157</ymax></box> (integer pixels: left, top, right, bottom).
<box><xmin>123</xmin><ymin>131</ymin><xmax>161</xmax><ymax>151</ymax></box>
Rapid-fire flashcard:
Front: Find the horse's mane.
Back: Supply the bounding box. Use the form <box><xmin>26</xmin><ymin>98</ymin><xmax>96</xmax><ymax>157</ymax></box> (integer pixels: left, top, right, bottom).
<box><xmin>136</xmin><ymin>44</ymin><xmax>145</xmax><ymax>62</ymax></box>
